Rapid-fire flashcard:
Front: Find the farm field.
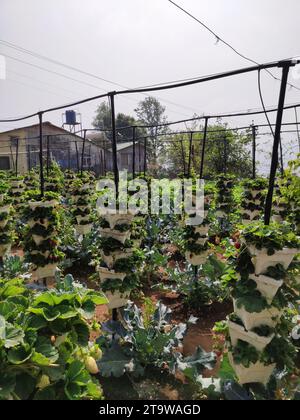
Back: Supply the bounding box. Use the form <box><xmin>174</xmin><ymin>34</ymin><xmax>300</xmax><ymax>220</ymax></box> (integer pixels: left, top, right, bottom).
<box><xmin>0</xmin><ymin>161</ymin><xmax>299</xmax><ymax>401</ymax></box>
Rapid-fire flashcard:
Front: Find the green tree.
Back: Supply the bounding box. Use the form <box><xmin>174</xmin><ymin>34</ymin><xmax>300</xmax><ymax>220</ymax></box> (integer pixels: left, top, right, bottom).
<box><xmin>92</xmin><ymin>102</ymin><xmax>145</xmax><ymax>143</ymax></box>
<box><xmin>134</xmin><ymin>97</ymin><xmax>169</xmax><ymax>174</ymax></box>
<box><xmin>166</xmin><ymin>122</ymin><xmax>252</xmax><ymax>178</ymax></box>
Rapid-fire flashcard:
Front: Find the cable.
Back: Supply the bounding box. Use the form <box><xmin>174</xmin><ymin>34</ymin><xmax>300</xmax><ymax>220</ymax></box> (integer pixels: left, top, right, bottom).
<box><xmin>294</xmin><ymin>107</ymin><xmax>300</xmax><ymax>153</ymax></box>
<box><xmin>0</xmin><ymin>40</ymin><xmax>197</xmax><ymax>116</ymax></box>
<box><xmin>167</xmin><ymin>0</ymin><xmax>300</xmax><ymax>92</ymax></box>
<box><xmin>257</xmin><ymin>69</ymin><xmax>275</xmax><ymax>137</ymax></box>
<box><xmin>0</xmin><ymin>59</ymin><xmax>299</xmax><ymax>123</ymax></box>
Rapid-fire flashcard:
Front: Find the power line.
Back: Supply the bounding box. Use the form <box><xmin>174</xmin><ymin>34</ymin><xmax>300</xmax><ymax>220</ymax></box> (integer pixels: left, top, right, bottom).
<box><xmin>257</xmin><ymin>69</ymin><xmax>275</xmax><ymax>137</ymax></box>
<box><xmin>0</xmin><ymin>59</ymin><xmax>298</xmax><ymax>123</ymax></box>
<box><xmin>294</xmin><ymin>106</ymin><xmax>300</xmax><ymax>152</ymax></box>
<box><xmin>0</xmin><ymin>40</ymin><xmax>196</xmax><ymax>116</ymax></box>
<box><xmin>167</xmin><ymin>0</ymin><xmax>300</xmax><ymax>92</ymax></box>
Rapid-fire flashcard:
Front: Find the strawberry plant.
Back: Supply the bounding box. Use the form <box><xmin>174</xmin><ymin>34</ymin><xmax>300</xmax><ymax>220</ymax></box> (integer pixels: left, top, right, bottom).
<box><xmin>0</xmin><ymin>274</ymin><xmax>107</xmax><ymax>400</ymax></box>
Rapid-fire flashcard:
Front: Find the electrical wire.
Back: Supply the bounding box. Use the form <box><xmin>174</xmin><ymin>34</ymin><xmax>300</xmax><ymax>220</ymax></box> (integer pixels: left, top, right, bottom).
<box><xmin>257</xmin><ymin>69</ymin><xmax>275</xmax><ymax>138</ymax></box>
<box><xmin>0</xmin><ymin>59</ymin><xmax>299</xmax><ymax>123</ymax></box>
<box><xmin>167</xmin><ymin>0</ymin><xmax>300</xmax><ymax>92</ymax></box>
<box><xmin>294</xmin><ymin>106</ymin><xmax>300</xmax><ymax>153</ymax></box>
<box><xmin>0</xmin><ymin>40</ymin><xmax>197</xmax><ymax>116</ymax></box>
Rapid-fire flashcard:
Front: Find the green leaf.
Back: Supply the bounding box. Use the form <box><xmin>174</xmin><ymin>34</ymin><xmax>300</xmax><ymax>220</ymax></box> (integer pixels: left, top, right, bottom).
<box><xmin>4</xmin><ymin>323</ymin><xmax>24</xmax><ymax>348</ymax></box>
<box><xmin>34</xmin><ymin>386</ymin><xmax>56</xmax><ymax>400</ymax></box>
<box><xmin>0</xmin><ymin>373</ymin><xmax>16</xmax><ymax>399</ymax></box>
<box><xmin>14</xmin><ymin>373</ymin><xmax>36</xmax><ymax>400</ymax></box>
<box><xmin>177</xmin><ymin>346</ymin><xmax>216</xmax><ymax>376</ymax></box>
<box><xmin>29</xmin><ymin>306</ymin><xmax>61</xmax><ymax>321</ymax></box>
<box><xmin>66</xmin><ymin>360</ymin><xmax>85</xmax><ymax>382</ymax></box>
<box><xmin>78</xmin><ymin>300</ymin><xmax>95</xmax><ymax>319</ymax></box>
<box><xmin>34</xmin><ymin>337</ymin><xmax>59</xmax><ymax>363</ymax></box>
<box><xmin>73</xmin><ymin>321</ymin><xmax>90</xmax><ymax>346</ymax></box>
<box><xmin>98</xmin><ymin>342</ymin><xmax>136</xmax><ymax>378</ymax></box>
<box><xmin>0</xmin><ymin>315</ymin><xmax>5</xmax><ymax>340</ymax></box>
<box><xmin>218</xmin><ymin>354</ymin><xmax>237</xmax><ymax>382</ymax></box>
<box><xmin>85</xmin><ymin>293</ymin><xmax>108</xmax><ymax>306</ymax></box>
<box><xmin>0</xmin><ymin>302</ymin><xmax>17</xmax><ymax>320</ymax></box>
<box><xmin>26</xmin><ymin>314</ymin><xmax>47</xmax><ymax>330</ymax></box>
<box><xmin>1</xmin><ymin>284</ymin><xmax>26</xmax><ymax>298</ymax></box>
<box><xmin>8</xmin><ymin>345</ymin><xmax>33</xmax><ymax>364</ymax></box>
<box><xmin>64</xmin><ymin>382</ymin><xmax>81</xmax><ymax>400</ymax></box>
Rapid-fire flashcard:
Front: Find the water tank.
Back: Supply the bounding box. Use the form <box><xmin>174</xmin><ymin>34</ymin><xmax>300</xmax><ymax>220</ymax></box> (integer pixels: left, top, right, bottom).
<box><xmin>65</xmin><ymin>110</ymin><xmax>77</xmax><ymax>125</ymax></box>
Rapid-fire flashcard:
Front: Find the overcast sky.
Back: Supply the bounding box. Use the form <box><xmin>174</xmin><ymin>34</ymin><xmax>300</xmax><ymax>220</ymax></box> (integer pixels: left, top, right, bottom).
<box><xmin>0</xmin><ymin>0</ymin><xmax>300</xmax><ymax>170</ymax></box>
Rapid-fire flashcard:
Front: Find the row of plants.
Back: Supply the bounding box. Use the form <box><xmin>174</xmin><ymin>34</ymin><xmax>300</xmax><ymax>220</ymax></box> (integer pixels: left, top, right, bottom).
<box><xmin>22</xmin><ymin>191</ymin><xmax>64</xmax><ymax>282</ymax></box>
<box><xmin>227</xmin><ymin>221</ymin><xmax>300</xmax><ymax>385</ymax></box>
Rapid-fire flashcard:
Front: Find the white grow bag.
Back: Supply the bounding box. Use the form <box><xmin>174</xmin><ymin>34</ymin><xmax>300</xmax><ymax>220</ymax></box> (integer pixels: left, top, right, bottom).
<box><xmin>105</xmin><ymin>291</ymin><xmax>130</xmax><ymax>310</ymax></box>
<box><xmin>0</xmin><ymin>205</ymin><xmax>11</xmax><ymax>214</ymax></box>
<box><xmin>228</xmin><ymin>321</ymin><xmax>274</xmax><ymax>352</ymax></box>
<box><xmin>228</xmin><ymin>353</ymin><xmax>275</xmax><ymax>386</ymax></box>
<box><xmin>100</xmin><ymin>249</ymin><xmax>134</xmax><ymax>269</ymax></box>
<box><xmin>248</xmin><ymin>245</ymin><xmax>299</xmax><ymax>275</ymax></box>
<box><xmin>233</xmin><ymin>299</ymin><xmax>282</xmax><ymax>331</ymax></box>
<box><xmin>29</xmin><ymin>200</ymin><xmax>58</xmax><ymax>210</ymax></box>
<box><xmin>33</xmin><ymin>263</ymin><xmax>57</xmax><ymax>280</ymax></box>
<box><xmin>28</xmin><ymin>219</ymin><xmax>50</xmax><ymax>229</ymax></box>
<box><xmin>0</xmin><ymin>243</ymin><xmax>11</xmax><ymax>257</ymax></box>
<box><xmin>0</xmin><ymin>219</ymin><xmax>9</xmax><ymax>229</ymax></box>
<box><xmin>100</xmin><ymin>228</ymin><xmax>131</xmax><ymax>244</ymax></box>
<box><xmin>32</xmin><ymin>234</ymin><xmax>50</xmax><ymax>246</ymax></box>
<box><xmin>194</xmin><ymin>226</ymin><xmax>210</xmax><ymax>236</ymax></box>
<box><xmin>98</xmin><ymin>267</ymin><xmax>127</xmax><ymax>283</ymax></box>
<box><xmin>185</xmin><ymin>250</ymin><xmax>209</xmax><ymax>266</ymax></box>
<box><xmin>99</xmin><ymin>213</ymin><xmax>134</xmax><ymax>229</ymax></box>
<box><xmin>75</xmin><ymin>223</ymin><xmax>92</xmax><ymax>236</ymax></box>
<box><xmin>251</xmin><ymin>274</ymin><xmax>283</xmax><ymax>305</ymax></box>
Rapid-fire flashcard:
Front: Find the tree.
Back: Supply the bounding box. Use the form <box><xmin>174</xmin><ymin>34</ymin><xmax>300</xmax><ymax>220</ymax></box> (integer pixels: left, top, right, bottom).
<box><xmin>134</xmin><ymin>97</ymin><xmax>169</xmax><ymax>174</ymax></box>
<box><xmin>92</xmin><ymin>102</ymin><xmax>145</xmax><ymax>143</ymax></box>
<box><xmin>165</xmin><ymin>122</ymin><xmax>253</xmax><ymax>178</ymax></box>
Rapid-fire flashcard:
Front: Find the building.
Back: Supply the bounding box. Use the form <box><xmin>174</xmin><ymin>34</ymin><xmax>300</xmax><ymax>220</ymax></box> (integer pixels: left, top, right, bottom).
<box><xmin>86</xmin><ymin>132</ymin><xmax>146</xmax><ymax>174</ymax></box>
<box><xmin>0</xmin><ymin>122</ymin><xmax>104</xmax><ymax>174</ymax></box>
<box><xmin>0</xmin><ymin>123</ymin><xmax>146</xmax><ymax>176</ymax></box>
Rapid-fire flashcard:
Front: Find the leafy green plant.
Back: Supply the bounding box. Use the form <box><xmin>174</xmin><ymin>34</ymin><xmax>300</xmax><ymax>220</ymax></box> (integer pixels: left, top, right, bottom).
<box><xmin>98</xmin><ymin>302</ymin><xmax>216</xmax><ymax>379</ymax></box>
<box><xmin>242</xmin><ymin>221</ymin><xmax>300</xmax><ymax>254</ymax></box>
<box><xmin>231</xmin><ymin>340</ymin><xmax>259</xmax><ymax>368</ymax></box>
<box><xmin>232</xmin><ymin>278</ymin><xmax>269</xmax><ymax>313</ymax></box>
<box><xmin>0</xmin><ymin>255</ymin><xmax>30</xmax><ymax>279</ymax></box>
<box><xmin>0</xmin><ymin>274</ymin><xmax>107</xmax><ymax>400</ymax></box>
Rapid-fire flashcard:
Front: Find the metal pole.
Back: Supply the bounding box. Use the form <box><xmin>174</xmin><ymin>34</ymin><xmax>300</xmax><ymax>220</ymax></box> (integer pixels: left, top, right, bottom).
<box><xmin>264</xmin><ymin>62</ymin><xmax>293</xmax><ymax>225</ymax></box>
<box><xmin>38</xmin><ymin>112</ymin><xmax>44</xmax><ymax>197</ymax></box>
<box><xmin>75</xmin><ymin>141</ymin><xmax>80</xmax><ymax>172</ymax></box>
<box><xmin>132</xmin><ymin>126</ymin><xmax>136</xmax><ymax>178</ymax></box>
<box><xmin>180</xmin><ymin>138</ymin><xmax>186</xmax><ymax>175</ymax></box>
<box><xmin>80</xmin><ymin>130</ymin><xmax>87</xmax><ymax>176</ymax></box>
<box><xmin>279</xmin><ymin>135</ymin><xmax>284</xmax><ymax>176</ymax></box>
<box><xmin>68</xmin><ymin>143</ymin><xmax>71</xmax><ymax>170</ymax></box>
<box><xmin>252</xmin><ymin>125</ymin><xmax>256</xmax><ymax>179</ymax></box>
<box><xmin>138</xmin><ymin>140</ymin><xmax>141</xmax><ymax>173</ymax></box>
<box><xmin>187</xmin><ymin>132</ymin><xmax>193</xmax><ymax>177</ymax></box>
<box><xmin>223</xmin><ymin>134</ymin><xmax>228</xmax><ymax>174</ymax></box>
<box><xmin>109</xmin><ymin>92</ymin><xmax>119</xmax><ymax>195</ymax></box>
<box><xmin>15</xmin><ymin>137</ymin><xmax>19</xmax><ymax>177</ymax></box>
<box><xmin>200</xmin><ymin>117</ymin><xmax>209</xmax><ymax>178</ymax></box>
<box><xmin>46</xmin><ymin>135</ymin><xmax>50</xmax><ymax>177</ymax></box>
<box><xmin>144</xmin><ymin>137</ymin><xmax>147</xmax><ymax>177</ymax></box>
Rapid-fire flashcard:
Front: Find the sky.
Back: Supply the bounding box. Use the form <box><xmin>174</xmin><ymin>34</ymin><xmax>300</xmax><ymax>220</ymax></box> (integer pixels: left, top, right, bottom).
<box><xmin>0</xmin><ymin>0</ymin><xmax>300</xmax><ymax>172</ymax></box>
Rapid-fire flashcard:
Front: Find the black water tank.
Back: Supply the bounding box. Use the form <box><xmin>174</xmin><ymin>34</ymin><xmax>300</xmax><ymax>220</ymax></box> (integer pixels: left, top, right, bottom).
<box><xmin>66</xmin><ymin>110</ymin><xmax>77</xmax><ymax>125</ymax></box>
